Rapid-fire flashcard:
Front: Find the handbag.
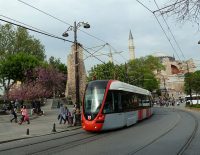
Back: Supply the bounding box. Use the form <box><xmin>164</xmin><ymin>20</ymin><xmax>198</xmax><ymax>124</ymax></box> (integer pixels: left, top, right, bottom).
<box><xmin>57</xmin><ymin>114</ymin><xmax>61</xmax><ymax>120</ymax></box>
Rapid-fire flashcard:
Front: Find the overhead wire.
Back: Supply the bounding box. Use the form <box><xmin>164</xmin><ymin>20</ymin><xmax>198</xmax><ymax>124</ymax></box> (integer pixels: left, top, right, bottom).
<box><xmin>0</xmin><ymin>15</ymin><xmax>55</xmax><ymax>37</ymax></box>
<box><xmin>17</xmin><ymin>0</ymin><xmax>72</xmax><ymax>26</ymax></box>
<box><xmin>0</xmin><ymin>17</ymin><xmax>74</xmax><ymax>43</ymax></box>
<box><xmin>17</xmin><ymin>0</ymin><xmax>107</xmax><ymax>44</ymax></box>
<box><xmin>154</xmin><ymin>0</ymin><xmax>186</xmax><ymax>60</ymax></box>
<box><xmin>81</xmin><ymin>46</ymin><xmax>106</xmax><ymax>64</ymax></box>
<box><xmin>17</xmin><ymin>0</ymin><xmax>125</xmax><ymax>63</ymax></box>
<box><xmin>83</xmin><ymin>44</ymin><xmax>106</xmax><ymax>60</ymax></box>
<box><xmin>136</xmin><ymin>0</ymin><xmax>181</xmax><ymax>61</ymax></box>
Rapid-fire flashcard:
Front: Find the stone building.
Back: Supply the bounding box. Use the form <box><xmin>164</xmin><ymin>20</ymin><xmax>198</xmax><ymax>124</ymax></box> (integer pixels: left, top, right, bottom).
<box><xmin>152</xmin><ymin>52</ymin><xmax>196</xmax><ymax>99</ymax></box>
<box><xmin>65</xmin><ymin>44</ymin><xmax>87</xmax><ymax>104</ymax></box>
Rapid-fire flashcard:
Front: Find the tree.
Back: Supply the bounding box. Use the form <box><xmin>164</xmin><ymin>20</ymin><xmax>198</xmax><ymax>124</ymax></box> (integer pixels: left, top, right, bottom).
<box><xmin>127</xmin><ymin>56</ymin><xmax>164</xmax><ymax>92</ymax></box>
<box><xmin>87</xmin><ymin>62</ymin><xmax>116</xmax><ymax>81</ymax></box>
<box><xmin>191</xmin><ymin>71</ymin><xmax>200</xmax><ymax>94</ymax></box>
<box><xmin>158</xmin><ymin>0</ymin><xmax>200</xmax><ymax>24</ymax></box>
<box><xmin>0</xmin><ymin>24</ymin><xmax>15</xmax><ymax>58</ymax></box>
<box><xmin>0</xmin><ymin>52</ymin><xmax>41</xmax><ymax>98</ymax></box>
<box><xmin>87</xmin><ymin>56</ymin><xmax>163</xmax><ymax>92</ymax></box>
<box><xmin>48</xmin><ymin>56</ymin><xmax>67</xmax><ymax>74</ymax></box>
<box><xmin>8</xmin><ymin>66</ymin><xmax>67</xmax><ymax>100</ymax></box>
<box><xmin>184</xmin><ymin>72</ymin><xmax>193</xmax><ymax>95</ymax></box>
<box><xmin>0</xmin><ymin>24</ymin><xmax>46</xmax><ymax>61</ymax></box>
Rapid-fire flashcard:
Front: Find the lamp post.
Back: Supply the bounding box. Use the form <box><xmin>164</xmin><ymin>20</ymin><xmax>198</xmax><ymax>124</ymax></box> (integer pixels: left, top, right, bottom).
<box><xmin>62</xmin><ymin>21</ymin><xmax>90</xmax><ymax>107</ymax></box>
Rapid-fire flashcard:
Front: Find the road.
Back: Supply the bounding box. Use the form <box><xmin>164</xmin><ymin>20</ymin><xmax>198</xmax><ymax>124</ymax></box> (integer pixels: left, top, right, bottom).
<box><xmin>0</xmin><ymin>107</ymin><xmax>199</xmax><ymax>155</ymax></box>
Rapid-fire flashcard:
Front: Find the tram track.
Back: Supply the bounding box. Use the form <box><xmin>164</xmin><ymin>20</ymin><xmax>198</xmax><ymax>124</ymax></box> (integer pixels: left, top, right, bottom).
<box><xmin>127</xmin><ymin>109</ymin><xmax>198</xmax><ymax>155</ymax></box>
<box><xmin>30</xmin><ymin>132</ymin><xmax>107</xmax><ymax>155</ymax></box>
<box><xmin>177</xmin><ymin>110</ymin><xmax>198</xmax><ymax>155</ymax></box>
<box><xmin>0</xmin><ymin>129</ymin><xmax>108</xmax><ymax>155</ymax></box>
<box><xmin>127</xmin><ymin>109</ymin><xmax>181</xmax><ymax>155</ymax></box>
<box><xmin>0</xmin><ymin>130</ymin><xmax>84</xmax><ymax>152</ymax></box>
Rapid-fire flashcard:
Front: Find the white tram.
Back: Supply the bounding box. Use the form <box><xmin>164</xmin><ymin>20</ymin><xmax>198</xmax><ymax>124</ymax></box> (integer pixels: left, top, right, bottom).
<box><xmin>82</xmin><ymin>80</ymin><xmax>153</xmax><ymax>132</ymax></box>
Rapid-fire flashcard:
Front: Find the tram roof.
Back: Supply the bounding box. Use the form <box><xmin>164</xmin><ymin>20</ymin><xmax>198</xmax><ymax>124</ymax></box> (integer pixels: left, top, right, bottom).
<box><xmin>109</xmin><ymin>80</ymin><xmax>151</xmax><ymax>95</ymax></box>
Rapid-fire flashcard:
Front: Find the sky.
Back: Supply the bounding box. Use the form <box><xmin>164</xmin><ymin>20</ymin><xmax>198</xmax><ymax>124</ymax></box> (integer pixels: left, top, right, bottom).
<box><xmin>0</xmin><ymin>0</ymin><xmax>200</xmax><ymax>72</ymax></box>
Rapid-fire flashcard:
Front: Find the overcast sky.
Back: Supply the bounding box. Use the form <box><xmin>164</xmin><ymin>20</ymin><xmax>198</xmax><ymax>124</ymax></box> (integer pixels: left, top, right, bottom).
<box><xmin>1</xmin><ymin>0</ymin><xmax>200</xmax><ymax>71</ymax></box>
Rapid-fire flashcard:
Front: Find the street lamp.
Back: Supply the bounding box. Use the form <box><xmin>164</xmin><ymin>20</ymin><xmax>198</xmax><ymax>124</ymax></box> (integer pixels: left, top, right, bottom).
<box><xmin>62</xmin><ymin>21</ymin><xmax>90</xmax><ymax>107</ymax></box>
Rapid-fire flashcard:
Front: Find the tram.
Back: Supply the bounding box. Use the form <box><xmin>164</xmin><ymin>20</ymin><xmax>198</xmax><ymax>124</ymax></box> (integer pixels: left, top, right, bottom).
<box><xmin>82</xmin><ymin>80</ymin><xmax>153</xmax><ymax>132</ymax></box>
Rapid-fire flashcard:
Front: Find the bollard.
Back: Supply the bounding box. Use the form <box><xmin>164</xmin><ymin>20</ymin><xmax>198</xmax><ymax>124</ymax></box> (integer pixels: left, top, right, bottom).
<box><xmin>26</xmin><ymin>128</ymin><xmax>29</xmax><ymax>135</ymax></box>
<box><xmin>52</xmin><ymin>123</ymin><xmax>56</xmax><ymax>132</ymax></box>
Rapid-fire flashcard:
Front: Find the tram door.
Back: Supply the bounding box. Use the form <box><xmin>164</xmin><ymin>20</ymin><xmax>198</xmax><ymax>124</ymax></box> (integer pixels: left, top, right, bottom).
<box><xmin>103</xmin><ymin>91</ymin><xmax>125</xmax><ymax>129</ymax></box>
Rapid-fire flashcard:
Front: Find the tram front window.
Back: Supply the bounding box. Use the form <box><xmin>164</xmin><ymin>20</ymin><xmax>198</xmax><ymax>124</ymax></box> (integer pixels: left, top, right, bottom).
<box><xmin>84</xmin><ymin>87</ymin><xmax>105</xmax><ymax>114</ymax></box>
<box><xmin>83</xmin><ymin>80</ymin><xmax>108</xmax><ymax>120</ymax></box>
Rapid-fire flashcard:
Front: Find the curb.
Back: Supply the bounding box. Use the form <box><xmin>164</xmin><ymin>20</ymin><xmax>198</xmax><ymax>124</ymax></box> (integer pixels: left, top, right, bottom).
<box><xmin>0</xmin><ymin>126</ymin><xmax>82</xmax><ymax>144</ymax></box>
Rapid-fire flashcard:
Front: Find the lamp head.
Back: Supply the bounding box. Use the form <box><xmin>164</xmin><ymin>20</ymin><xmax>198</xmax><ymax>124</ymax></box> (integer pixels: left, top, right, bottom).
<box><xmin>83</xmin><ymin>23</ymin><xmax>90</xmax><ymax>29</ymax></box>
<box><xmin>198</xmin><ymin>40</ymin><xmax>200</xmax><ymax>44</ymax></box>
<box><xmin>62</xmin><ymin>32</ymin><xmax>69</xmax><ymax>37</ymax></box>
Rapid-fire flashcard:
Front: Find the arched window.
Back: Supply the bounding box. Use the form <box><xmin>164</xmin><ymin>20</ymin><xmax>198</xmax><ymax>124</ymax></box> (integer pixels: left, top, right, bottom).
<box><xmin>171</xmin><ymin>65</ymin><xmax>180</xmax><ymax>74</ymax></box>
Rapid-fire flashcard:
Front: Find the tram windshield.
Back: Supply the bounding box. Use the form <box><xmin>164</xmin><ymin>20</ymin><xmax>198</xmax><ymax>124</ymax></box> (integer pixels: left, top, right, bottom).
<box><xmin>84</xmin><ymin>81</ymin><xmax>108</xmax><ymax>115</ymax></box>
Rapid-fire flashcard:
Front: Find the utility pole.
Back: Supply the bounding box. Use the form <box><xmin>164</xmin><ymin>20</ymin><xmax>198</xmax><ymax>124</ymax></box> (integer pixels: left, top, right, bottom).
<box><xmin>186</xmin><ymin>62</ymin><xmax>192</xmax><ymax>103</ymax></box>
<box><xmin>62</xmin><ymin>21</ymin><xmax>90</xmax><ymax>107</ymax></box>
<box><xmin>74</xmin><ymin>21</ymin><xmax>80</xmax><ymax>106</ymax></box>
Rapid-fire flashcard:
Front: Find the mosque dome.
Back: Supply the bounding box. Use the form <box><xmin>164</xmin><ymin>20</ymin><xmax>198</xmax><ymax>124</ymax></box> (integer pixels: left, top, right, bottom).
<box><xmin>151</xmin><ymin>52</ymin><xmax>175</xmax><ymax>61</ymax></box>
<box><xmin>152</xmin><ymin>52</ymin><xmax>170</xmax><ymax>57</ymax></box>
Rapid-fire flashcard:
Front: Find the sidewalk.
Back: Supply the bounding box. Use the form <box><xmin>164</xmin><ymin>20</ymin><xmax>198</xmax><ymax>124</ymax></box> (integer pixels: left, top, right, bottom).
<box><xmin>0</xmin><ymin>107</ymin><xmax>81</xmax><ymax>143</ymax></box>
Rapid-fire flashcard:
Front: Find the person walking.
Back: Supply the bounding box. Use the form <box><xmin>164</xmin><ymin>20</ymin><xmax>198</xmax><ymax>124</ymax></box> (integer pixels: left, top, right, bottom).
<box><xmin>19</xmin><ymin>105</ymin><xmax>30</xmax><ymax>125</ymax></box>
<box><xmin>10</xmin><ymin>108</ymin><xmax>18</xmax><ymax>123</ymax></box>
<box><xmin>64</xmin><ymin>106</ymin><xmax>69</xmax><ymax>124</ymax></box>
<box><xmin>58</xmin><ymin>104</ymin><xmax>66</xmax><ymax>124</ymax></box>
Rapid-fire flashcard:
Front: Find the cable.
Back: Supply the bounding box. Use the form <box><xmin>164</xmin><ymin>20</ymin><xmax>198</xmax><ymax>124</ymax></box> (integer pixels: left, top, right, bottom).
<box><xmin>0</xmin><ymin>15</ymin><xmax>54</xmax><ymax>38</ymax></box>
<box><xmin>153</xmin><ymin>0</ymin><xmax>186</xmax><ymax>14</ymax></box>
<box><xmin>81</xmin><ymin>46</ymin><xmax>106</xmax><ymax>64</ymax></box>
<box><xmin>136</xmin><ymin>0</ymin><xmax>181</xmax><ymax>61</ymax></box>
<box><xmin>154</xmin><ymin>0</ymin><xmax>186</xmax><ymax>60</ymax></box>
<box><xmin>0</xmin><ymin>17</ymin><xmax>74</xmax><ymax>43</ymax></box>
<box><xmin>17</xmin><ymin>0</ymin><xmax>108</xmax><ymax>44</ymax></box>
<box><xmin>108</xmin><ymin>44</ymin><xmax>128</xmax><ymax>61</ymax></box>
<box><xmin>84</xmin><ymin>44</ymin><xmax>106</xmax><ymax>60</ymax></box>
<box><xmin>17</xmin><ymin>0</ymin><xmax>72</xmax><ymax>26</ymax></box>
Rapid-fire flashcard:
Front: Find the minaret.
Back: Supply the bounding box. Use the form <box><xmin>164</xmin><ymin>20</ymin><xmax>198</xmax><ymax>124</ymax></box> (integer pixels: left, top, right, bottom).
<box><xmin>128</xmin><ymin>30</ymin><xmax>135</xmax><ymax>60</ymax></box>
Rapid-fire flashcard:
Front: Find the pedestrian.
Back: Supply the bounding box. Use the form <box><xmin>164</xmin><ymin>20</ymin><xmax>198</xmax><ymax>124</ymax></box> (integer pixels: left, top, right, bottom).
<box><xmin>31</xmin><ymin>100</ymin><xmax>36</xmax><ymax>115</ymax></box>
<box><xmin>19</xmin><ymin>105</ymin><xmax>30</xmax><ymax>125</ymax></box>
<box><xmin>10</xmin><ymin>107</ymin><xmax>18</xmax><ymax>123</ymax></box>
<box><xmin>58</xmin><ymin>104</ymin><xmax>66</xmax><ymax>124</ymax></box>
<box><xmin>72</xmin><ymin>105</ymin><xmax>77</xmax><ymax>126</ymax></box>
<box><xmin>64</xmin><ymin>106</ymin><xmax>69</xmax><ymax>124</ymax></box>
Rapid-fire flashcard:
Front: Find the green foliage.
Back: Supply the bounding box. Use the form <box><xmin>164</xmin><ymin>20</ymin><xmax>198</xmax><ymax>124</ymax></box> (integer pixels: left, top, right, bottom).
<box><xmin>87</xmin><ymin>55</ymin><xmax>163</xmax><ymax>92</ymax></box>
<box><xmin>0</xmin><ymin>52</ymin><xmax>41</xmax><ymax>82</ymax></box>
<box><xmin>184</xmin><ymin>71</ymin><xmax>200</xmax><ymax>95</ymax></box>
<box><xmin>127</xmin><ymin>56</ymin><xmax>163</xmax><ymax>91</ymax></box>
<box><xmin>48</xmin><ymin>56</ymin><xmax>67</xmax><ymax>74</ymax></box>
<box><xmin>0</xmin><ymin>24</ymin><xmax>46</xmax><ymax>61</ymax></box>
<box><xmin>87</xmin><ymin>62</ymin><xmax>115</xmax><ymax>81</ymax></box>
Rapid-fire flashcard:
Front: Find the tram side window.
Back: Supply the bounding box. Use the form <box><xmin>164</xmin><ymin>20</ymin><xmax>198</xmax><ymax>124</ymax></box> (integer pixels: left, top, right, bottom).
<box><xmin>121</xmin><ymin>92</ymin><xmax>128</xmax><ymax>111</ymax></box>
<box><xmin>141</xmin><ymin>95</ymin><xmax>150</xmax><ymax>107</ymax></box>
<box><xmin>121</xmin><ymin>91</ymin><xmax>135</xmax><ymax>111</ymax></box>
<box><xmin>133</xmin><ymin>94</ymin><xmax>139</xmax><ymax>108</ymax></box>
<box><xmin>103</xmin><ymin>91</ymin><xmax>114</xmax><ymax>114</ymax></box>
<box><xmin>113</xmin><ymin>91</ymin><xmax>123</xmax><ymax>112</ymax></box>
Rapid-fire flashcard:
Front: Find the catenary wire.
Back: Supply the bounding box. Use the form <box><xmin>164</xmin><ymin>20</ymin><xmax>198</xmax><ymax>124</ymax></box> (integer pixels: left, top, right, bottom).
<box><xmin>81</xmin><ymin>46</ymin><xmax>106</xmax><ymax>64</ymax></box>
<box><xmin>136</xmin><ymin>0</ymin><xmax>181</xmax><ymax>61</ymax></box>
<box><xmin>0</xmin><ymin>17</ymin><xmax>74</xmax><ymax>43</ymax></box>
<box><xmin>17</xmin><ymin>0</ymin><xmax>107</xmax><ymax>44</ymax></box>
<box><xmin>17</xmin><ymin>0</ymin><xmax>72</xmax><ymax>27</ymax></box>
<box><xmin>84</xmin><ymin>44</ymin><xmax>106</xmax><ymax>61</ymax></box>
<box><xmin>0</xmin><ymin>15</ymin><xmax>56</xmax><ymax>38</ymax></box>
<box><xmin>154</xmin><ymin>0</ymin><xmax>186</xmax><ymax>60</ymax></box>
<box><xmin>17</xmin><ymin>0</ymin><xmax>127</xmax><ymax>62</ymax></box>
